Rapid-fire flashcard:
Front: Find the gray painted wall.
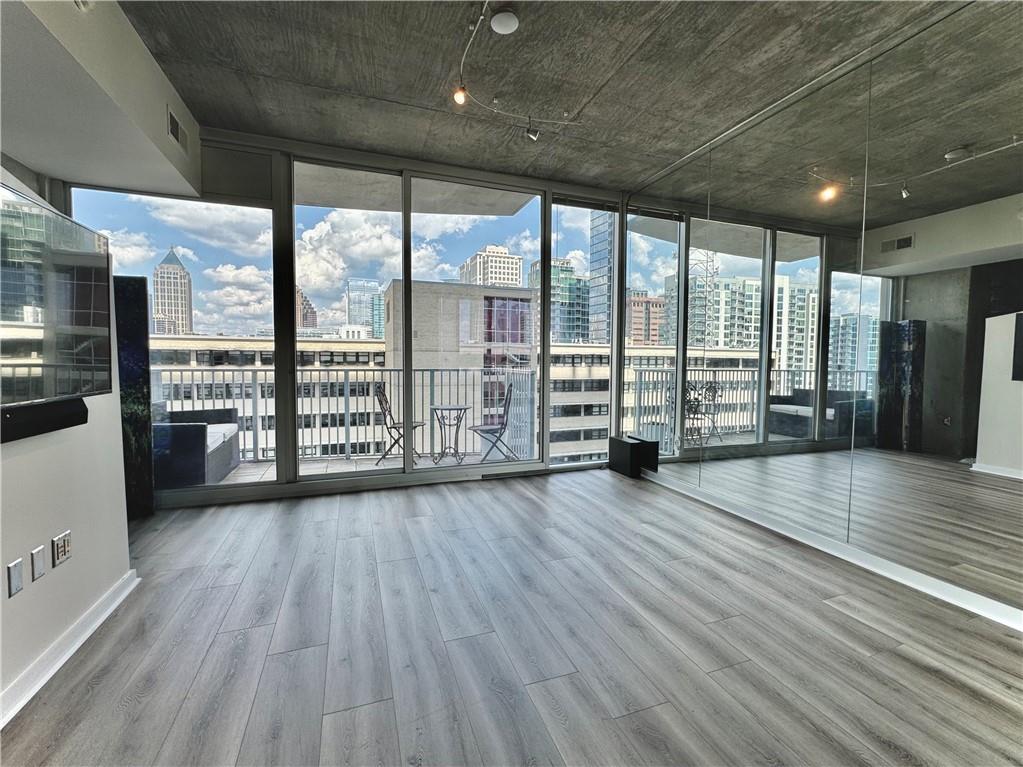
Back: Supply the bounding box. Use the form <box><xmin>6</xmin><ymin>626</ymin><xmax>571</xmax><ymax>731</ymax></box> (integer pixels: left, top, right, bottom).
<box><xmin>899</xmin><ymin>268</ymin><xmax>971</xmax><ymax>458</ymax></box>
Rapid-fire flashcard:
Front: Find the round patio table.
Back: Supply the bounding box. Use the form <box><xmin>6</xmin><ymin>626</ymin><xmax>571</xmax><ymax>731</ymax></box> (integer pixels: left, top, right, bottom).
<box><xmin>430</xmin><ymin>405</ymin><xmax>471</xmax><ymax>464</ymax></box>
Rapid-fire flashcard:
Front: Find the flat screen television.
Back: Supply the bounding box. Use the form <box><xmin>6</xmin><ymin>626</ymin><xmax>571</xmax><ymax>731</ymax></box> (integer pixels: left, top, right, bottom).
<box><xmin>1</xmin><ymin>185</ymin><xmax>112</xmax><ymax>407</ymax></box>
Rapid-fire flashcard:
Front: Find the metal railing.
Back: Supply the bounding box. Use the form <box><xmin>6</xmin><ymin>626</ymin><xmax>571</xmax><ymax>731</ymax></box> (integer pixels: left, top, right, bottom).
<box><xmin>151</xmin><ymin>366</ymin><xmax>537</xmax><ymax>465</ymax></box>
<box><xmin>628</xmin><ymin>366</ymin><xmax>878</xmax><ymax>451</ymax></box>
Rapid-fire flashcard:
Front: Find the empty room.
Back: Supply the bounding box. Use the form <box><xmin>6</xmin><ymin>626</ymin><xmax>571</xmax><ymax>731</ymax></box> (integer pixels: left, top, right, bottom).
<box><xmin>1</xmin><ymin>2</ymin><xmax>1021</xmax><ymax>766</ymax></box>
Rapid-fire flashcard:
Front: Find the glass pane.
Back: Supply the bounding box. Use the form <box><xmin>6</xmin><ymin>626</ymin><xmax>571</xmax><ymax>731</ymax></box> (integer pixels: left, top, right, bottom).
<box><xmin>623</xmin><ymin>214</ymin><xmax>681</xmax><ymax>455</ymax></box>
<box><xmin>410</xmin><ymin>178</ymin><xmax>541</xmax><ymax>468</ymax></box>
<box><xmin>293</xmin><ymin>162</ymin><xmax>402</xmax><ymax>474</ymax></box>
<box><xmin>687</xmin><ymin>218</ymin><xmax>767</xmax><ymax>448</ymax></box>
<box><xmin>550</xmin><ymin>203</ymin><xmax>614</xmax><ymax>465</ymax></box>
<box><xmin>850</xmin><ymin>1</ymin><xmax>1023</xmax><ymax>607</ymax></box>
<box><xmin>71</xmin><ymin>188</ymin><xmax>276</xmax><ymax>486</ymax></box>
<box><xmin>768</xmin><ymin>231</ymin><xmax>821</xmax><ymax>441</ymax></box>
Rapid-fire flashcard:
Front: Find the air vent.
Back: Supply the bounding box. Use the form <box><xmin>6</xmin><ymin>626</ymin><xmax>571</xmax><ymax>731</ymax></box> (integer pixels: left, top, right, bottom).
<box><xmin>880</xmin><ymin>234</ymin><xmax>914</xmax><ymax>254</ymax></box>
<box><xmin>167</xmin><ymin>108</ymin><xmax>189</xmax><ymax>154</ymax></box>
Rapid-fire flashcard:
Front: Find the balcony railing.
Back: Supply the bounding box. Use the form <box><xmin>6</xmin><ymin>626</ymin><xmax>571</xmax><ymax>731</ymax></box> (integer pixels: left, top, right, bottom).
<box><xmin>629</xmin><ymin>366</ymin><xmax>878</xmax><ymax>453</ymax></box>
<box><xmin>153</xmin><ymin>366</ymin><xmax>538</xmax><ymax>465</ymax></box>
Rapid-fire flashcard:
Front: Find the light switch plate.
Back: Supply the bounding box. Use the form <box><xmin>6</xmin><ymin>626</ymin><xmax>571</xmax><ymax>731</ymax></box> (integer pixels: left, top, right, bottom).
<box><xmin>7</xmin><ymin>558</ymin><xmax>23</xmax><ymax>597</ymax></box>
<box><xmin>31</xmin><ymin>545</ymin><xmax>46</xmax><ymax>581</ymax></box>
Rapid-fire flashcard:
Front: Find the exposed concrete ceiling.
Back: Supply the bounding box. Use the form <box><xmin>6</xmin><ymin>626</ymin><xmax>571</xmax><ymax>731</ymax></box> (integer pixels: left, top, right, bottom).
<box><xmin>121</xmin><ymin>1</ymin><xmax>1022</xmax><ymax>230</ymax></box>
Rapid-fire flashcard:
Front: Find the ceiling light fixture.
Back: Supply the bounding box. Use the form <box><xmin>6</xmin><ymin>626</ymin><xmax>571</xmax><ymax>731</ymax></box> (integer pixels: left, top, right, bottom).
<box><xmin>525</xmin><ymin>118</ymin><xmax>540</xmax><ymax>141</ymax></box>
<box><xmin>943</xmin><ymin>146</ymin><xmax>970</xmax><ymax>163</ymax></box>
<box><xmin>490</xmin><ymin>8</ymin><xmax>519</xmax><ymax>34</ymax></box>
<box><xmin>901</xmin><ymin>182</ymin><xmax>910</xmax><ymax>199</ymax></box>
<box><xmin>819</xmin><ymin>185</ymin><xmax>838</xmax><ymax>203</ymax></box>
<box><xmin>453</xmin><ymin>85</ymin><xmax>468</xmax><ymax>105</ymax></box>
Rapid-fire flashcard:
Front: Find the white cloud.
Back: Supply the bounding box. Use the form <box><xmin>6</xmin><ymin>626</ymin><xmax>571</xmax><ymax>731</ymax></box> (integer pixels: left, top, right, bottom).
<box><xmin>628</xmin><ymin>233</ymin><xmax>653</xmax><ymax>266</ymax></box>
<box><xmin>294</xmin><ymin>209</ymin><xmax>402</xmax><ymax>300</ymax></box>
<box><xmin>555</xmin><ymin>205</ymin><xmax>591</xmax><ymax>236</ymax></box>
<box><xmin>504</xmin><ymin>229</ymin><xmax>540</xmax><ymax>260</ymax></box>
<box><xmin>129</xmin><ymin>195</ymin><xmax>272</xmax><ymax>259</ymax></box>
<box><xmin>195</xmin><ymin>263</ymin><xmax>274</xmax><ymax>334</ymax></box>
<box><xmin>412</xmin><ymin>213</ymin><xmax>496</xmax><ymax>241</ymax></box>
<box><xmin>171</xmin><ymin>245</ymin><xmax>199</xmax><ymax>263</ymax></box>
<box><xmin>564</xmin><ymin>248</ymin><xmax>588</xmax><ymax>276</ymax></box>
<box><xmin>99</xmin><ymin>228</ymin><xmax>157</xmax><ymax>270</ymax></box>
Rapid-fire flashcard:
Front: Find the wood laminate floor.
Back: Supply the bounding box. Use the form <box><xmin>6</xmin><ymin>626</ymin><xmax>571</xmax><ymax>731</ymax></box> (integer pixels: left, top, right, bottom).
<box><xmin>3</xmin><ymin>469</ymin><xmax>1021</xmax><ymax>766</ymax></box>
<box><xmin>660</xmin><ymin>448</ymin><xmax>1023</xmax><ymax>609</ymax></box>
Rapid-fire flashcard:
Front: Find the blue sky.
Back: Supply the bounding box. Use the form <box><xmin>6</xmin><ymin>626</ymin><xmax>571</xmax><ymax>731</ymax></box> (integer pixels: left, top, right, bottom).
<box><xmin>71</xmin><ymin>188</ymin><xmax>876</xmax><ymax>335</ymax></box>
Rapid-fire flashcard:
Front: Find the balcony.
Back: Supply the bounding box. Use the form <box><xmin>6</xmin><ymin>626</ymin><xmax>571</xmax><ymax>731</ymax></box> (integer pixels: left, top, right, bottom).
<box><xmin>152</xmin><ymin>366</ymin><xmax>539</xmax><ymax>486</ymax></box>
<box><xmin>628</xmin><ymin>366</ymin><xmax>878</xmax><ymax>454</ymax></box>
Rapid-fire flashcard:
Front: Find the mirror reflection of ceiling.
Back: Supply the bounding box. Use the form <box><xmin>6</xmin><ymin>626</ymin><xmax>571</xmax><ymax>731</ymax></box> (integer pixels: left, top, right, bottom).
<box><xmin>122</xmin><ymin>2</ymin><xmax>1021</xmax><ymax>230</ymax></box>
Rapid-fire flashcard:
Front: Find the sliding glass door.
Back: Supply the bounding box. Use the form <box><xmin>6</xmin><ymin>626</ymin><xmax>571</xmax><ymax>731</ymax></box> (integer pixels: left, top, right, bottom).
<box><xmin>409</xmin><ymin>177</ymin><xmax>542</xmax><ymax>470</ymax></box>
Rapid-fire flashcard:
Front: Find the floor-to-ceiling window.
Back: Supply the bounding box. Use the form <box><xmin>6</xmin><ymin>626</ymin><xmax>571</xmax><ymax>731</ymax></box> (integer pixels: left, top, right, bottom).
<box><xmin>71</xmin><ymin>188</ymin><xmax>277</xmax><ymax>487</ymax></box>
<box><xmin>409</xmin><ymin>178</ymin><xmax>542</xmax><ymax>469</ymax></box>
<box><xmin>685</xmin><ymin>218</ymin><xmax>768</xmax><ymax>449</ymax></box>
<box><xmin>549</xmin><ymin>201</ymin><xmax>615</xmax><ymax>465</ymax></box>
<box><xmin>292</xmin><ymin>162</ymin><xmax>403</xmax><ymax>476</ymax></box>
<box><xmin>622</xmin><ymin>212</ymin><xmax>682</xmax><ymax>454</ymax></box>
<box><xmin>768</xmin><ymin>231</ymin><xmax>822</xmax><ymax>441</ymax></box>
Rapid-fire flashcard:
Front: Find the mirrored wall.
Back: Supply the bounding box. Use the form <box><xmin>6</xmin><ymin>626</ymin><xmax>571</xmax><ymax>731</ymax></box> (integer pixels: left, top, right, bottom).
<box><xmin>646</xmin><ymin>5</ymin><xmax>1022</xmax><ymax>610</ymax></box>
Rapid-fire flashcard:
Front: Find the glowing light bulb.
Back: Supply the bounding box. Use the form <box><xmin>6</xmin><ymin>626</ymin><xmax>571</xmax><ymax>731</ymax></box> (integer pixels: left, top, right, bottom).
<box><xmin>453</xmin><ymin>86</ymin><xmax>468</xmax><ymax>105</ymax></box>
<box><xmin>819</xmin><ymin>185</ymin><xmax>838</xmax><ymax>203</ymax></box>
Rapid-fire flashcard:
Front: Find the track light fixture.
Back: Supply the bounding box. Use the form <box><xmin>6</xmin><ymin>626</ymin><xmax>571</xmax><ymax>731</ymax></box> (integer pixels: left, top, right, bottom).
<box><xmin>525</xmin><ymin>118</ymin><xmax>540</xmax><ymax>141</ymax></box>
<box><xmin>452</xmin><ymin>1</ymin><xmax>580</xmax><ymax>132</ymax></box>
<box><xmin>901</xmin><ymin>182</ymin><xmax>910</xmax><ymax>199</ymax></box>
<box><xmin>818</xmin><ymin>185</ymin><xmax>838</xmax><ymax>203</ymax></box>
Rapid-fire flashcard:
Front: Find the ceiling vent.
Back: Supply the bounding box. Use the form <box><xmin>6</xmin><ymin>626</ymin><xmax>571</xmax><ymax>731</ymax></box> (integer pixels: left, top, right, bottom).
<box><xmin>880</xmin><ymin>234</ymin><xmax>914</xmax><ymax>254</ymax></box>
<box><xmin>167</xmin><ymin>107</ymin><xmax>189</xmax><ymax>155</ymax></box>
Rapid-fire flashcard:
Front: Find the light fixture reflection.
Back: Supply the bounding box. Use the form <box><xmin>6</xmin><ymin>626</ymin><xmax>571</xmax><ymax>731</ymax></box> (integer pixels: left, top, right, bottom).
<box><xmin>819</xmin><ymin>185</ymin><xmax>838</xmax><ymax>203</ymax></box>
<box><xmin>901</xmin><ymin>182</ymin><xmax>911</xmax><ymax>199</ymax></box>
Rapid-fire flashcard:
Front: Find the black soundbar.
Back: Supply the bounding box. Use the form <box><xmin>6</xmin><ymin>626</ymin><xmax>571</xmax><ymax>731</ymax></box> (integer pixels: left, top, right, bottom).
<box><xmin>1</xmin><ymin>398</ymin><xmax>89</xmax><ymax>444</ymax></box>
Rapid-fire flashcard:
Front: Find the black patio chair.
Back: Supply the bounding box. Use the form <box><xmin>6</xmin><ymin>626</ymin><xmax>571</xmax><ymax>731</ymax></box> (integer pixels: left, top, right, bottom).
<box><xmin>374</xmin><ymin>384</ymin><xmax>423</xmax><ymax>465</ymax></box>
<box><xmin>469</xmin><ymin>383</ymin><xmax>519</xmax><ymax>462</ymax></box>
<box><xmin>702</xmin><ymin>381</ymin><xmax>724</xmax><ymax>443</ymax></box>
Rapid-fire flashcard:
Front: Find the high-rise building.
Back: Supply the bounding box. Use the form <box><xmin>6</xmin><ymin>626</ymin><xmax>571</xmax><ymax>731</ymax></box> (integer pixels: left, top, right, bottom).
<box><xmin>345</xmin><ymin>278</ymin><xmax>382</xmax><ymax>336</ymax></box>
<box><xmin>152</xmin><ymin>248</ymin><xmax>193</xmax><ymax>335</ymax></box>
<box><xmin>772</xmin><ymin>275</ymin><xmax>818</xmax><ymax>371</ymax></box>
<box><xmin>370</xmin><ymin>291</ymin><xmax>384</xmax><ymax>339</ymax></box>
<box><xmin>295</xmin><ymin>286</ymin><xmax>318</xmax><ymax>328</ymax></box>
<box><xmin>588</xmin><ymin>210</ymin><xmax>615</xmax><ymax>343</ymax></box>
<box><xmin>627</xmin><ymin>290</ymin><xmax>666</xmax><ymax>345</ymax></box>
<box><xmin>459</xmin><ymin>245</ymin><xmax>523</xmax><ymax>287</ymax></box>
<box><xmin>529</xmin><ymin>259</ymin><xmax>589</xmax><ymax>343</ymax></box>
<box><xmin>662</xmin><ymin>273</ymin><xmax>679</xmax><ymax>346</ymax></box>
<box><xmin>828</xmin><ymin>313</ymin><xmax>879</xmax><ymax>373</ymax></box>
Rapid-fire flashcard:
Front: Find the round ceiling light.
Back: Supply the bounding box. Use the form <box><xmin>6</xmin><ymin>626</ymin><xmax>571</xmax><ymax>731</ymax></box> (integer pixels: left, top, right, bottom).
<box><xmin>944</xmin><ymin>146</ymin><xmax>970</xmax><ymax>163</ymax></box>
<box><xmin>491</xmin><ymin>9</ymin><xmax>519</xmax><ymax>34</ymax></box>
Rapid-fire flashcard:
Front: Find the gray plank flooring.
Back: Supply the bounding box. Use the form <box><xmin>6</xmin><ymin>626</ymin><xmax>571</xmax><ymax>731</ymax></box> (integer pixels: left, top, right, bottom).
<box><xmin>4</xmin><ymin>469</ymin><xmax>1020</xmax><ymax>767</ymax></box>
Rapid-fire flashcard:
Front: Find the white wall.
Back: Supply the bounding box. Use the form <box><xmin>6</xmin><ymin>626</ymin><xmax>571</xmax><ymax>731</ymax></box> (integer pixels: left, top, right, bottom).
<box><xmin>1</xmin><ymin>277</ymin><xmax>134</xmax><ymax>721</ymax></box>
<box><xmin>864</xmin><ymin>194</ymin><xmax>1023</xmax><ymax>277</ymax></box>
<box><xmin>974</xmin><ymin>312</ymin><xmax>1023</xmax><ymax>479</ymax></box>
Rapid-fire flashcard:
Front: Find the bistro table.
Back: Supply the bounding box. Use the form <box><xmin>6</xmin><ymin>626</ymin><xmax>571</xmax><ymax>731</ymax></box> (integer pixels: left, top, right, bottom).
<box><xmin>430</xmin><ymin>405</ymin><xmax>472</xmax><ymax>464</ymax></box>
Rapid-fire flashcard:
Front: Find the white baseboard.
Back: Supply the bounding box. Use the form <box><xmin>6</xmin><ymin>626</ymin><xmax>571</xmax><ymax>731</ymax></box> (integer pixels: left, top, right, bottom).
<box><xmin>643</xmin><ymin>470</ymin><xmax>1023</xmax><ymax>631</ymax></box>
<box><xmin>1</xmin><ymin>569</ymin><xmax>139</xmax><ymax>728</ymax></box>
<box><xmin>971</xmin><ymin>463</ymin><xmax>1023</xmax><ymax>481</ymax></box>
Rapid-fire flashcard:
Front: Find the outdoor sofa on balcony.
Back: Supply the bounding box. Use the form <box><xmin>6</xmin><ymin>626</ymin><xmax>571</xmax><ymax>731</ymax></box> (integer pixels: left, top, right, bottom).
<box><xmin>152</xmin><ymin>404</ymin><xmax>240</xmax><ymax>488</ymax></box>
<box><xmin>768</xmin><ymin>387</ymin><xmax>874</xmax><ymax>439</ymax></box>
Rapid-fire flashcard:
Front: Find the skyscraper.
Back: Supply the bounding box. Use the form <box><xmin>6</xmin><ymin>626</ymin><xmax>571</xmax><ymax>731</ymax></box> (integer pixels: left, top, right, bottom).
<box><xmin>296</xmin><ymin>286</ymin><xmax>318</xmax><ymax>328</ymax></box>
<box><xmin>152</xmin><ymin>248</ymin><xmax>192</xmax><ymax>335</ymax></box>
<box><xmin>588</xmin><ymin>210</ymin><xmax>614</xmax><ymax>343</ymax></box>
<box><xmin>529</xmin><ymin>259</ymin><xmax>589</xmax><ymax>343</ymax></box>
<box><xmin>459</xmin><ymin>245</ymin><xmax>523</xmax><ymax>287</ymax></box>
<box><xmin>345</xmin><ymin>278</ymin><xmax>382</xmax><ymax>335</ymax></box>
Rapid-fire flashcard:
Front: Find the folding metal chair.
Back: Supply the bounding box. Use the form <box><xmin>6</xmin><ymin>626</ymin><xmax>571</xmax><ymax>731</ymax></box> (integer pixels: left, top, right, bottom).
<box><xmin>469</xmin><ymin>383</ymin><xmax>519</xmax><ymax>462</ymax></box>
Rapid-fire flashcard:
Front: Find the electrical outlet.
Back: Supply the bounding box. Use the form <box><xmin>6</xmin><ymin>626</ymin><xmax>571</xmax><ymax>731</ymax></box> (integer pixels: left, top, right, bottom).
<box><xmin>52</xmin><ymin>530</ymin><xmax>72</xmax><ymax>567</ymax></box>
<box><xmin>7</xmin><ymin>558</ymin><xmax>23</xmax><ymax>597</ymax></box>
<box><xmin>31</xmin><ymin>545</ymin><xmax>46</xmax><ymax>581</ymax></box>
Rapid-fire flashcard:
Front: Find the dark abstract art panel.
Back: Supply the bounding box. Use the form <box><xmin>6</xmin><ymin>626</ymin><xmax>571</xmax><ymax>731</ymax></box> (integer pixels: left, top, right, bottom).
<box><xmin>114</xmin><ymin>276</ymin><xmax>154</xmax><ymax>519</ymax></box>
